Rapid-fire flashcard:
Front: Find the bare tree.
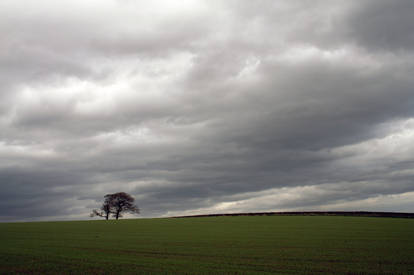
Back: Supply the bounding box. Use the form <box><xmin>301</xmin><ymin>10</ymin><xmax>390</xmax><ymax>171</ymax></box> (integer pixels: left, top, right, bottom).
<box><xmin>90</xmin><ymin>195</ymin><xmax>113</xmax><ymax>220</ymax></box>
<box><xmin>90</xmin><ymin>192</ymin><xmax>139</xmax><ymax>220</ymax></box>
<box><xmin>108</xmin><ymin>192</ymin><xmax>140</xmax><ymax>220</ymax></box>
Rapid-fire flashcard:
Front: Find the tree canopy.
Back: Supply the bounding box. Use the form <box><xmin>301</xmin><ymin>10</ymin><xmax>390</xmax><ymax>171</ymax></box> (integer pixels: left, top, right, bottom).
<box><xmin>90</xmin><ymin>192</ymin><xmax>139</xmax><ymax>220</ymax></box>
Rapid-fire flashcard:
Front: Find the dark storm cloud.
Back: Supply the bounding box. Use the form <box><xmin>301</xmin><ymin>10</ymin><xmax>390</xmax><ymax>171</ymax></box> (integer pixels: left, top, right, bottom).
<box><xmin>348</xmin><ymin>0</ymin><xmax>414</xmax><ymax>51</ymax></box>
<box><xmin>1</xmin><ymin>0</ymin><xmax>414</xmax><ymax>221</ymax></box>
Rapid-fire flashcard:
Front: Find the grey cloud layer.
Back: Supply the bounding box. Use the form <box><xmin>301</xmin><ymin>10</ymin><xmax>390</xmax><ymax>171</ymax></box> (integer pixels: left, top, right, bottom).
<box><xmin>1</xmin><ymin>0</ymin><xmax>414</xmax><ymax>221</ymax></box>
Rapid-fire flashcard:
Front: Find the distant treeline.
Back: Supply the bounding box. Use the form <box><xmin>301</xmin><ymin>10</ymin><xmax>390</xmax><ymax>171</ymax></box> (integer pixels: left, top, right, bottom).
<box><xmin>174</xmin><ymin>211</ymin><xmax>414</xmax><ymax>219</ymax></box>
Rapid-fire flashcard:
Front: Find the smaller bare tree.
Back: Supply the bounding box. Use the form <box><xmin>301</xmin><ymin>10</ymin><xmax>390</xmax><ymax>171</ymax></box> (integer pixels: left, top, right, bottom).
<box><xmin>90</xmin><ymin>195</ymin><xmax>113</xmax><ymax>220</ymax></box>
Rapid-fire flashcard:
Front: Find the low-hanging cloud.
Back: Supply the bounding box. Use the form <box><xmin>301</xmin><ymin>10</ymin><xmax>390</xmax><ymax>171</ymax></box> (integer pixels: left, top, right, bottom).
<box><xmin>1</xmin><ymin>0</ymin><xmax>414</xmax><ymax>221</ymax></box>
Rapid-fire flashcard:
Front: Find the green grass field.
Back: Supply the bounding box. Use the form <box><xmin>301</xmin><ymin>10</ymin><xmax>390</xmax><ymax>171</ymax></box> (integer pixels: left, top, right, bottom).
<box><xmin>1</xmin><ymin>216</ymin><xmax>414</xmax><ymax>274</ymax></box>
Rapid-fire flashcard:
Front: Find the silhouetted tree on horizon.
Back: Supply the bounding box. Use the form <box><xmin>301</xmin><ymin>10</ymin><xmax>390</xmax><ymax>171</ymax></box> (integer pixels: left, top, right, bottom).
<box><xmin>90</xmin><ymin>192</ymin><xmax>139</xmax><ymax>220</ymax></box>
<box><xmin>90</xmin><ymin>195</ymin><xmax>113</xmax><ymax>220</ymax></box>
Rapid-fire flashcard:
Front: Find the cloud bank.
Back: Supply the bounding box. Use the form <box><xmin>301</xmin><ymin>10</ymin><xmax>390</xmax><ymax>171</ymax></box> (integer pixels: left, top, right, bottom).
<box><xmin>1</xmin><ymin>0</ymin><xmax>414</xmax><ymax>221</ymax></box>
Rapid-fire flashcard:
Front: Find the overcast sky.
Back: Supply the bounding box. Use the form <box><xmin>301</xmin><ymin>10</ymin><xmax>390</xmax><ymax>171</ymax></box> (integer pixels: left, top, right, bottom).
<box><xmin>1</xmin><ymin>0</ymin><xmax>414</xmax><ymax>221</ymax></box>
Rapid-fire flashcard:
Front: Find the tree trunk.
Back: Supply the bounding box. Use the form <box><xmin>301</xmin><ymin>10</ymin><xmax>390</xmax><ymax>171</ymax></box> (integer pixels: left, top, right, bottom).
<box><xmin>116</xmin><ymin>211</ymin><xmax>120</xmax><ymax>220</ymax></box>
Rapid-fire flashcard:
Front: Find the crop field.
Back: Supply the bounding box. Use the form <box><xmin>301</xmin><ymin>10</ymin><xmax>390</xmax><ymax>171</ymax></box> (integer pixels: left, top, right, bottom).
<box><xmin>1</xmin><ymin>216</ymin><xmax>414</xmax><ymax>274</ymax></box>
